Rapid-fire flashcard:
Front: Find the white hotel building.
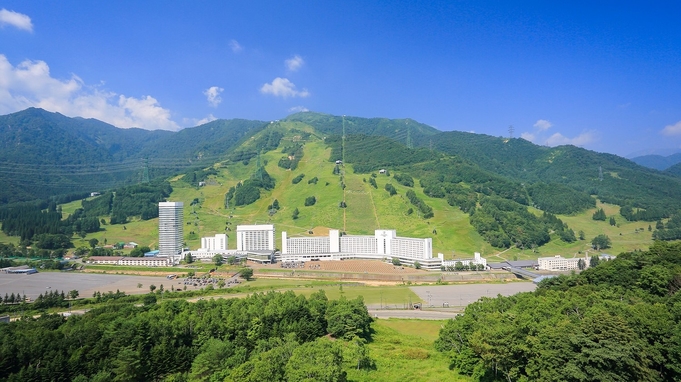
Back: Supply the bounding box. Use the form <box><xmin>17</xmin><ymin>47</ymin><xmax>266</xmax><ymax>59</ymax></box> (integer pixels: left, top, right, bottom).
<box><xmin>158</xmin><ymin>202</ymin><xmax>183</xmax><ymax>260</ymax></box>
<box><xmin>538</xmin><ymin>255</ymin><xmax>585</xmax><ymax>271</ymax></box>
<box><xmin>281</xmin><ymin>229</ymin><xmax>440</xmax><ymax>269</ymax></box>
<box><xmin>237</xmin><ymin>224</ymin><xmax>275</xmax><ymax>252</ymax></box>
<box><xmin>190</xmin><ymin>234</ymin><xmax>232</xmax><ymax>261</ymax></box>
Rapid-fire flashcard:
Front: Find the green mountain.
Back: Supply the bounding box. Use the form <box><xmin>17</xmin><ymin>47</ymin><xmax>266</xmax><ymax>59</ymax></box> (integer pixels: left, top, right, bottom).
<box><xmin>631</xmin><ymin>152</ymin><xmax>681</xmax><ymax>170</ymax></box>
<box><xmin>0</xmin><ymin>108</ymin><xmax>266</xmax><ymax>204</ymax></box>
<box><xmin>2</xmin><ymin>108</ymin><xmax>681</xmax><ymax>255</ymax></box>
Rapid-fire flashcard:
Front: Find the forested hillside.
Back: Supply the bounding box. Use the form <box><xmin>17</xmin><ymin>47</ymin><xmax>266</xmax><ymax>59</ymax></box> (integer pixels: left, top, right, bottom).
<box><xmin>2</xmin><ymin>108</ymin><xmax>680</xmax><ymax>254</ymax></box>
<box><xmin>0</xmin><ymin>108</ymin><xmax>265</xmax><ymax>205</ymax></box>
<box><xmin>436</xmin><ymin>241</ymin><xmax>681</xmax><ymax>381</ymax></box>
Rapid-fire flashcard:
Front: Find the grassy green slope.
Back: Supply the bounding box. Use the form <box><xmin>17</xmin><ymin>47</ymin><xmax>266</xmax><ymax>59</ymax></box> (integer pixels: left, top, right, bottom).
<box><xmin>58</xmin><ymin>121</ymin><xmax>657</xmax><ymax>260</ymax></box>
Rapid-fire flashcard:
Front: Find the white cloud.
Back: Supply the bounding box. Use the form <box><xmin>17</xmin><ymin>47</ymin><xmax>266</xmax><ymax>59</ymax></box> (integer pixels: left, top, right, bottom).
<box><xmin>288</xmin><ymin>106</ymin><xmax>309</xmax><ymax>113</ymax></box>
<box><xmin>260</xmin><ymin>77</ymin><xmax>309</xmax><ymax>98</ymax></box>
<box><xmin>520</xmin><ymin>132</ymin><xmax>536</xmax><ymax>142</ymax></box>
<box><xmin>545</xmin><ymin>131</ymin><xmax>596</xmax><ymax>147</ymax></box>
<box><xmin>285</xmin><ymin>55</ymin><xmax>304</xmax><ymax>72</ymax></box>
<box><xmin>533</xmin><ymin>119</ymin><xmax>552</xmax><ymax>131</ymax></box>
<box><xmin>229</xmin><ymin>39</ymin><xmax>243</xmax><ymax>53</ymax></box>
<box><xmin>203</xmin><ymin>86</ymin><xmax>223</xmax><ymax>107</ymax></box>
<box><xmin>184</xmin><ymin>114</ymin><xmax>217</xmax><ymax>127</ymax></box>
<box><xmin>661</xmin><ymin>120</ymin><xmax>681</xmax><ymax>136</ymax></box>
<box><xmin>0</xmin><ymin>54</ymin><xmax>180</xmax><ymax>130</ymax></box>
<box><xmin>0</xmin><ymin>9</ymin><xmax>33</xmax><ymax>32</ymax></box>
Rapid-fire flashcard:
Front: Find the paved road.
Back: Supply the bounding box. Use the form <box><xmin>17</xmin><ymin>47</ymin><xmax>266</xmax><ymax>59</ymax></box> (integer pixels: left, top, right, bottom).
<box><xmin>369</xmin><ymin>309</ymin><xmax>461</xmax><ymax>320</ymax></box>
<box><xmin>410</xmin><ymin>282</ymin><xmax>536</xmax><ymax>308</ymax></box>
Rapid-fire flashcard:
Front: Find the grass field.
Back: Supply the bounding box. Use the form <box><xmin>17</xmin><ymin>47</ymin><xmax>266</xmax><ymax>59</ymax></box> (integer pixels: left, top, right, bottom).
<box><xmin>344</xmin><ymin>319</ymin><xmax>467</xmax><ymax>382</ymax></box>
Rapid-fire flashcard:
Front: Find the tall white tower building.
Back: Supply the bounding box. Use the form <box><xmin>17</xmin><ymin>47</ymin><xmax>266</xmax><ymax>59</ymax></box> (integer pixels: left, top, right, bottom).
<box><xmin>158</xmin><ymin>202</ymin><xmax>184</xmax><ymax>259</ymax></box>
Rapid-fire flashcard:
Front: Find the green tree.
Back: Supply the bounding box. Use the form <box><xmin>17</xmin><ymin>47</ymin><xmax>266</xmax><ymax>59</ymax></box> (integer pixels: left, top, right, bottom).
<box><xmin>284</xmin><ymin>338</ymin><xmax>346</xmax><ymax>382</ymax></box>
<box><xmin>304</xmin><ymin>196</ymin><xmax>317</xmax><ymax>206</ymax></box>
<box><xmin>240</xmin><ymin>267</ymin><xmax>254</xmax><ymax>281</ymax></box>
<box><xmin>88</xmin><ymin>238</ymin><xmax>99</xmax><ymax>248</ymax></box>
<box><xmin>577</xmin><ymin>258</ymin><xmax>586</xmax><ymax>270</ymax></box>
<box><xmin>592</xmin><ymin>208</ymin><xmax>607</xmax><ymax>221</ymax></box>
<box><xmin>414</xmin><ymin>261</ymin><xmax>421</xmax><ymax>269</ymax></box>
<box><xmin>391</xmin><ymin>257</ymin><xmax>401</xmax><ymax>266</ymax></box>
<box><xmin>610</xmin><ymin>216</ymin><xmax>617</xmax><ymax>226</ymax></box>
<box><xmin>591</xmin><ymin>234</ymin><xmax>611</xmax><ymax>250</ymax></box>
<box><xmin>190</xmin><ymin>338</ymin><xmax>233</xmax><ymax>382</ymax></box>
<box><xmin>292</xmin><ymin>207</ymin><xmax>300</xmax><ymax>220</ymax></box>
<box><xmin>68</xmin><ymin>289</ymin><xmax>79</xmax><ymax>299</ymax></box>
<box><xmin>149</xmin><ymin>284</ymin><xmax>157</xmax><ymax>292</ymax></box>
<box><xmin>214</xmin><ymin>254</ymin><xmax>223</xmax><ymax>267</ymax></box>
<box><xmin>325</xmin><ymin>296</ymin><xmax>372</xmax><ymax>340</ymax></box>
<box><xmin>579</xmin><ymin>230</ymin><xmax>585</xmax><ymax>240</ymax></box>
<box><xmin>184</xmin><ymin>252</ymin><xmax>194</xmax><ymax>263</ymax></box>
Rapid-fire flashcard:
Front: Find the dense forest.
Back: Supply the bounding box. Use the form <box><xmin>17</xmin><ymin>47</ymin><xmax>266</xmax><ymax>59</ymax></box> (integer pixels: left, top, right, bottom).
<box><xmin>436</xmin><ymin>241</ymin><xmax>681</xmax><ymax>381</ymax></box>
<box><xmin>0</xmin><ymin>108</ymin><xmax>265</xmax><ymax>205</ymax></box>
<box><xmin>0</xmin><ymin>291</ymin><xmax>372</xmax><ymax>381</ymax></box>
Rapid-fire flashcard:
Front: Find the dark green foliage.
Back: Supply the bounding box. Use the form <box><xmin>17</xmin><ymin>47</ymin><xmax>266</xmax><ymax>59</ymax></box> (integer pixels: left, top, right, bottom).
<box><xmin>384</xmin><ymin>183</ymin><xmax>397</xmax><ymax>196</ymax></box>
<box><xmin>0</xmin><ymin>291</ymin><xmax>364</xmax><ymax>382</ymax></box>
<box><xmin>292</xmin><ymin>208</ymin><xmax>300</xmax><ymax>220</ymax></box>
<box><xmin>326</xmin><ymin>134</ymin><xmax>438</xmax><ymax>173</ymax></box>
<box><xmin>304</xmin><ymin>196</ymin><xmax>317</xmax><ymax>206</ymax></box>
<box><xmin>405</xmin><ymin>190</ymin><xmax>434</xmax><ymax>219</ymax></box>
<box><xmin>231</xmin><ymin>182</ymin><xmax>261</xmax><ymax>207</ymax></box>
<box><xmin>610</xmin><ymin>216</ymin><xmax>617</xmax><ymax>226</ymax></box>
<box><xmin>470</xmin><ymin>197</ymin><xmax>550</xmax><ymax>249</ymax></box>
<box><xmin>591</xmin><ymin>234</ymin><xmax>612</xmax><ymax>250</ymax></box>
<box><xmin>620</xmin><ymin>204</ymin><xmax>668</xmax><ymax>221</ymax></box>
<box><xmin>239</xmin><ymin>267</ymin><xmax>254</xmax><ymax>281</ymax></box>
<box><xmin>108</xmin><ymin>181</ymin><xmax>172</xmax><ymax>223</ymax></box>
<box><xmin>284</xmin><ymin>338</ymin><xmax>346</xmax><ymax>382</ymax></box>
<box><xmin>182</xmin><ymin>167</ymin><xmax>218</xmax><ymax>185</ymax></box>
<box><xmin>541</xmin><ymin>212</ymin><xmax>576</xmax><ymax>243</ymax></box>
<box><xmin>325</xmin><ymin>296</ymin><xmax>373</xmax><ymax>340</ymax></box>
<box><xmin>436</xmin><ymin>241</ymin><xmax>681</xmax><ymax>382</ymax></box>
<box><xmin>278</xmin><ymin>143</ymin><xmax>304</xmax><ymax>170</ymax></box>
<box><xmin>391</xmin><ymin>258</ymin><xmax>401</xmax><ymax>266</ymax></box>
<box><xmin>307</xmin><ymin>176</ymin><xmax>319</xmax><ymax>184</ymax></box>
<box><xmin>653</xmin><ymin>213</ymin><xmax>681</xmax><ymax>241</ymax></box>
<box><xmin>368</xmin><ymin>177</ymin><xmax>377</xmax><ymax>189</ymax></box>
<box><xmin>527</xmin><ymin>182</ymin><xmax>595</xmax><ymax>214</ymax></box>
<box><xmin>81</xmin><ymin>192</ymin><xmax>113</xmax><ymax>216</ymax></box>
<box><xmin>33</xmin><ymin>233</ymin><xmax>73</xmax><ymax>249</ymax></box>
<box><xmin>254</xmin><ymin>131</ymin><xmax>284</xmax><ymax>152</ymax></box>
<box><xmin>225</xmin><ymin>167</ymin><xmax>276</xmax><ymax>207</ymax></box>
<box><xmin>286</xmin><ymin>112</ymin><xmax>439</xmax><ymax>147</ymax></box>
<box><xmin>593</xmin><ymin>208</ymin><xmax>607</xmax><ymax>221</ymax></box>
<box><xmin>432</xmin><ymin>132</ymin><xmax>681</xmax><ymax>216</ymax></box>
<box><xmin>393</xmin><ymin>173</ymin><xmax>414</xmax><ymax>187</ymax></box>
<box><xmin>0</xmin><ymin>109</ymin><xmax>266</xmax><ymax>205</ymax></box>
<box><xmin>292</xmin><ymin>173</ymin><xmax>305</xmax><ymax>184</ymax></box>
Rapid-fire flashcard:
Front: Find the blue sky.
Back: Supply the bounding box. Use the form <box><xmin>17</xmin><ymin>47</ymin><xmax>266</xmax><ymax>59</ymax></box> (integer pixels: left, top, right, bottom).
<box><xmin>1</xmin><ymin>1</ymin><xmax>680</xmax><ymax>157</ymax></box>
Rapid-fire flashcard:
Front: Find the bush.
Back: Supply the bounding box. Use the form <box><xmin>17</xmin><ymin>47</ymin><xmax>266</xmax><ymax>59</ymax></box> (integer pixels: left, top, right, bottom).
<box><xmin>304</xmin><ymin>196</ymin><xmax>317</xmax><ymax>206</ymax></box>
<box><xmin>292</xmin><ymin>173</ymin><xmax>305</xmax><ymax>184</ymax></box>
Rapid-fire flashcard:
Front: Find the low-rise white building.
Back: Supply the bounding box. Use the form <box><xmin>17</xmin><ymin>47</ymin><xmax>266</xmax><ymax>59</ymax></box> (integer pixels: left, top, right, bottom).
<box><xmin>538</xmin><ymin>255</ymin><xmax>585</xmax><ymax>271</ymax></box>
<box><xmin>441</xmin><ymin>252</ymin><xmax>487</xmax><ymax>269</ymax></box>
<box><xmin>86</xmin><ymin>256</ymin><xmax>171</xmax><ymax>267</ymax></box>
<box><xmin>281</xmin><ymin>228</ymin><xmax>439</xmax><ymax>268</ymax></box>
<box><xmin>201</xmin><ymin>234</ymin><xmax>228</xmax><ymax>252</ymax></box>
